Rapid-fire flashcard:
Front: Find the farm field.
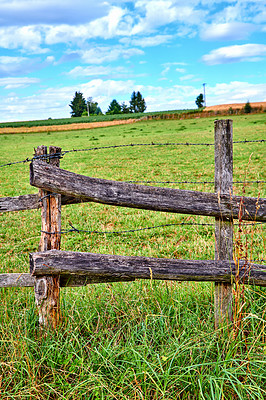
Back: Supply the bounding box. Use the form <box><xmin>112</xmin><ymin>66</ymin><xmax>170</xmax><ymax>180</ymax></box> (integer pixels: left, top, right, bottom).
<box><xmin>0</xmin><ymin>114</ymin><xmax>265</xmax><ymax>399</ymax></box>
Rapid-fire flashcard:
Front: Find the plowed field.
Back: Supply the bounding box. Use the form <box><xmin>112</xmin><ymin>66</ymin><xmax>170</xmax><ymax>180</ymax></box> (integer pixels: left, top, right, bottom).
<box><xmin>205</xmin><ymin>101</ymin><xmax>266</xmax><ymax>112</ymax></box>
<box><xmin>0</xmin><ymin>118</ymin><xmax>138</xmax><ymax>134</ymax></box>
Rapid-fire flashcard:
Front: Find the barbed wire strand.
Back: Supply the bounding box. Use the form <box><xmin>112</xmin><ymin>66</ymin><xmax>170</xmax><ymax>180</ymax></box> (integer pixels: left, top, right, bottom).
<box><xmin>1</xmin><ymin>139</ymin><xmax>265</xmax><ymax>168</ymax></box>
<box><xmin>41</xmin><ymin>220</ymin><xmax>264</xmax><ymax>236</ymax></box>
<box><xmin>125</xmin><ymin>180</ymin><xmax>265</xmax><ymax>185</ymax></box>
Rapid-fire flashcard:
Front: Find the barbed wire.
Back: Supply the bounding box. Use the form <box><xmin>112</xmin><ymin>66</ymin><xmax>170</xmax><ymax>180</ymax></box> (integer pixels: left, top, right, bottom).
<box><xmin>125</xmin><ymin>179</ymin><xmax>265</xmax><ymax>185</ymax></box>
<box><xmin>1</xmin><ymin>138</ymin><xmax>265</xmax><ymax>168</ymax></box>
<box><xmin>41</xmin><ymin>220</ymin><xmax>264</xmax><ymax>236</ymax></box>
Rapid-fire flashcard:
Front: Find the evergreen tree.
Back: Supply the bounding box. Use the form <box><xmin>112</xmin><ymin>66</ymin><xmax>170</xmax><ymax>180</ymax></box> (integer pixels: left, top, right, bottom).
<box><xmin>244</xmin><ymin>101</ymin><xmax>252</xmax><ymax>114</ymax></box>
<box><xmin>121</xmin><ymin>102</ymin><xmax>130</xmax><ymax>114</ymax></box>
<box><xmin>195</xmin><ymin>93</ymin><xmax>204</xmax><ymax>108</ymax></box>
<box><xmin>69</xmin><ymin>91</ymin><xmax>87</xmax><ymax>117</ymax></box>
<box><xmin>136</xmin><ymin>91</ymin><xmax>147</xmax><ymax>113</ymax></box>
<box><xmin>129</xmin><ymin>91</ymin><xmax>146</xmax><ymax>113</ymax></box>
<box><xmin>129</xmin><ymin>91</ymin><xmax>137</xmax><ymax>113</ymax></box>
<box><xmin>106</xmin><ymin>99</ymin><xmax>122</xmax><ymax>114</ymax></box>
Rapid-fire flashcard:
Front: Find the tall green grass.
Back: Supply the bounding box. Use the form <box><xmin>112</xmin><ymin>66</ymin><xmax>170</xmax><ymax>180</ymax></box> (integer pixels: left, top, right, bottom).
<box><xmin>0</xmin><ymin>114</ymin><xmax>265</xmax><ymax>399</ymax></box>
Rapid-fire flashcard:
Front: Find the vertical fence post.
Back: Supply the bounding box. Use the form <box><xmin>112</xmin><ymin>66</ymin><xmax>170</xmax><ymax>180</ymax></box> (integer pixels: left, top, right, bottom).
<box><xmin>34</xmin><ymin>145</ymin><xmax>61</xmax><ymax>329</ymax></box>
<box><xmin>214</xmin><ymin>120</ymin><xmax>233</xmax><ymax>329</ymax></box>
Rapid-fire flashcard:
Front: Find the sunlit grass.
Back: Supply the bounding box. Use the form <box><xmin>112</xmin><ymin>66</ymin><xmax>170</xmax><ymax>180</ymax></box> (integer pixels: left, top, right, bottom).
<box><xmin>0</xmin><ymin>114</ymin><xmax>265</xmax><ymax>398</ymax></box>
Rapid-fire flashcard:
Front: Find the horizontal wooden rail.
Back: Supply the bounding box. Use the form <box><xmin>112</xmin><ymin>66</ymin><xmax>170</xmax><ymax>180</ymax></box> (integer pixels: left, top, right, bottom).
<box><xmin>0</xmin><ymin>272</ymin><xmax>133</xmax><ymax>288</ymax></box>
<box><xmin>0</xmin><ymin>193</ymin><xmax>84</xmax><ymax>213</ymax></box>
<box><xmin>30</xmin><ymin>161</ymin><xmax>265</xmax><ymax>221</ymax></box>
<box><xmin>30</xmin><ymin>250</ymin><xmax>266</xmax><ymax>287</ymax></box>
<box><xmin>0</xmin><ymin>273</ymin><xmax>34</xmax><ymax>288</ymax></box>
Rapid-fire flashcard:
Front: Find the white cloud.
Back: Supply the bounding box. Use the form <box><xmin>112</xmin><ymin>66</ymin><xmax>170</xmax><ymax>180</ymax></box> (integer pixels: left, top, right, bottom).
<box><xmin>180</xmin><ymin>74</ymin><xmax>195</xmax><ymax>81</ymax></box>
<box><xmin>205</xmin><ymin>81</ymin><xmax>266</xmax><ymax>105</ymax></box>
<box><xmin>0</xmin><ymin>26</ymin><xmax>46</xmax><ymax>53</ymax></box>
<box><xmin>120</xmin><ymin>34</ymin><xmax>173</xmax><ymax>47</ymax></box>
<box><xmin>0</xmin><ymin>77</ymin><xmax>40</xmax><ymax>89</ymax></box>
<box><xmin>78</xmin><ymin>46</ymin><xmax>144</xmax><ymax>64</ymax></box>
<box><xmin>202</xmin><ymin>44</ymin><xmax>266</xmax><ymax>65</ymax></box>
<box><xmin>201</xmin><ymin>22</ymin><xmax>256</xmax><ymax>41</ymax></box>
<box><xmin>67</xmin><ymin>65</ymin><xmax>131</xmax><ymax>77</ymax></box>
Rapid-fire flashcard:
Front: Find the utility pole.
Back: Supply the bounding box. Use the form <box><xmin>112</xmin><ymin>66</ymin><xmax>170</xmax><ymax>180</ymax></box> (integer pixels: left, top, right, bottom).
<box><xmin>203</xmin><ymin>83</ymin><xmax>207</xmax><ymax>107</ymax></box>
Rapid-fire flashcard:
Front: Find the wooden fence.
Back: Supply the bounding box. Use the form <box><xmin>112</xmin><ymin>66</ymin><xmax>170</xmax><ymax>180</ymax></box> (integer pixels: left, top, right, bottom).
<box><xmin>1</xmin><ymin>120</ymin><xmax>265</xmax><ymax>330</ymax></box>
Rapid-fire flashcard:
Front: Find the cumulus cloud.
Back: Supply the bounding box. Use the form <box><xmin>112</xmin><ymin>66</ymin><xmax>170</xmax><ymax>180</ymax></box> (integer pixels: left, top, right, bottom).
<box><xmin>206</xmin><ymin>81</ymin><xmax>266</xmax><ymax>105</ymax></box>
<box><xmin>202</xmin><ymin>44</ymin><xmax>266</xmax><ymax>65</ymax></box>
<box><xmin>201</xmin><ymin>22</ymin><xmax>256</xmax><ymax>41</ymax></box>
<box><xmin>0</xmin><ymin>26</ymin><xmax>46</xmax><ymax>53</ymax></box>
<box><xmin>0</xmin><ymin>77</ymin><xmax>40</xmax><ymax>89</ymax></box>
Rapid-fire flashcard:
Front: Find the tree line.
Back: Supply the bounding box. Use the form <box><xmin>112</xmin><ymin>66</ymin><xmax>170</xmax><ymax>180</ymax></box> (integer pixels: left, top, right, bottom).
<box><xmin>69</xmin><ymin>91</ymin><xmax>147</xmax><ymax>117</ymax></box>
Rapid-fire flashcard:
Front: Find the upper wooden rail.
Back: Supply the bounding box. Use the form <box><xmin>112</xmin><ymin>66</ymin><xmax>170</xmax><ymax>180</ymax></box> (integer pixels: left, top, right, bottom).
<box><xmin>29</xmin><ymin>161</ymin><xmax>265</xmax><ymax>221</ymax></box>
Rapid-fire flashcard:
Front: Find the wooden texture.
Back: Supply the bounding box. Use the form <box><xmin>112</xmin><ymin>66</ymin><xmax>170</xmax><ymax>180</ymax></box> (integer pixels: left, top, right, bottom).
<box><xmin>214</xmin><ymin>119</ymin><xmax>233</xmax><ymax>328</ymax></box>
<box><xmin>0</xmin><ymin>193</ymin><xmax>84</xmax><ymax>213</ymax></box>
<box><xmin>0</xmin><ymin>273</ymin><xmax>34</xmax><ymax>288</ymax></box>
<box><xmin>30</xmin><ymin>161</ymin><xmax>265</xmax><ymax>221</ymax></box>
<box><xmin>30</xmin><ymin>250</ymin><xmax>266</xmax><ymax>287</ymax></box>
<box><xmin>0</xmin><ymin>273</ymin><xmax>133</xmax><ymax>288</ymax></box>
<box><xmin>34</xmin><ymin>146</ymin><xmax>61</xmax><ymax>329</ymax></box>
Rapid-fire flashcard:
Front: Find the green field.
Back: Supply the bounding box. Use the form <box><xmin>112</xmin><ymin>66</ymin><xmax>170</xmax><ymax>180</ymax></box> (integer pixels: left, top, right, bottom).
<box><xmin>0</xmin><ymin>109</ymin><xmax>197</xmax><ymax>129</ymax></box>
<box><xmin>0</xmin><ymin>114</ymin><xmax>265</xmax><ymax>399</ymax></box>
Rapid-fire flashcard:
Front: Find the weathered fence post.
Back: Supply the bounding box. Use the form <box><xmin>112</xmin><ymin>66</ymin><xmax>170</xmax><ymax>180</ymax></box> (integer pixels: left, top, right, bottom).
<box><xmin>214</xmin><ymin>120</ymin><xmax>233</xmax><ymax>329</ymax></box>
<box><xmin>34</xmin><ymin>145</ymin><xmax>61</xmax><ymax>329</ymax></box>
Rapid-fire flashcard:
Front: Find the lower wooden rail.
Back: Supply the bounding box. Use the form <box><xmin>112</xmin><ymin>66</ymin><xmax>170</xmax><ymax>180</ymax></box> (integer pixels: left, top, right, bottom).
<box><xmin>30</xmin><ymin>250</ymin><xmax>266</xmax><ymax>287</ymax></box>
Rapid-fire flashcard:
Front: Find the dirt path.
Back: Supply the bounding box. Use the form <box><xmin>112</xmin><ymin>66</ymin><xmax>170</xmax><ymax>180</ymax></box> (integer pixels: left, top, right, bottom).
<box><xmin>0</xmin><ymin>118</ymin><xmax>139</xmax><ymax>134</ymax></box>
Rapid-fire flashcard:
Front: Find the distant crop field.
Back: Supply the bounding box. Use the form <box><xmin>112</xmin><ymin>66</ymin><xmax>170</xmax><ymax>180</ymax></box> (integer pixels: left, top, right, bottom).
<box><xmin>0</xmin><ymin>108</ymin><xmax>194</xmax><ymax>129</ymax></box>
<box><xmin>0</xmin><ymin>113</ymin><xmax>265</xmax><ymax>399</ymax></box>
<box><xmin>205</xmin><ymin>101</ymin><xmax>266</xmax><ymax>112</ymax></box>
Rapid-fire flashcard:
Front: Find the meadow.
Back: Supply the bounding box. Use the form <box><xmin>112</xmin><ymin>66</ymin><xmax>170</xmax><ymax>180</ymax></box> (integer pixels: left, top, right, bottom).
<box><xmin>0</xmin><ymin>114</ymin><xmax>265</xmax><ymax>399</ymax></box>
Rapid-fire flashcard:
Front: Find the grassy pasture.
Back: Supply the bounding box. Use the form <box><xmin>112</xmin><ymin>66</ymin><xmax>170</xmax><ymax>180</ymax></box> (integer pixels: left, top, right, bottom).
<box><xmin>0</xmin><ymin>114</ymin><xmax>265</xmax><ymax>399</ymax></box>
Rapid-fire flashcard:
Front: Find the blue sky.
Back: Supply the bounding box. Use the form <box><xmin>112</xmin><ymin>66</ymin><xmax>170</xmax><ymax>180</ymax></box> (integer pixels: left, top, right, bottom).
<box><xmin>0</xmin><ymin>0</ymin><xmax>265</xmax><ymax>122</ymax></box>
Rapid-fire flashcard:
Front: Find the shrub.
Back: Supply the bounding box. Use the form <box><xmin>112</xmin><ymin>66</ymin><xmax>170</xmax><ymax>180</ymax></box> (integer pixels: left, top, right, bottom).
<box><xmin>244</xmin><ymin>101</ymin><xmax>252</xmax><ymax>114</ymax></box>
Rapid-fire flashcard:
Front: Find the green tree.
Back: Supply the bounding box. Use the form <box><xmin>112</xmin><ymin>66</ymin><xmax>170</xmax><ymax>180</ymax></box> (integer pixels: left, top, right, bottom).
<box><xmin>121</xmin><ymin>102</ymin><xmax>130</xmax><ymax>114</ymax></box>
<box><xmin>87</xmin><ymin>97</ymin><xmax>102</xmax><ymax>115</ymax></box>
<box><xmin>106</xmin><ymin>99</ymin><xmax>122</xmax><ymax>115</ymax></box>
<box><xmin>129</xmin><ymin>91</ymin><xmax>146</xmax><ymax>113</ymax></box>
<box><xmin>129</xmin><ymin>91</ymin><xmax>137</xmax><ymax>113</ymax></box>
<box><xmin>136</xmin><ymin>91</ymin><xmax>147</xmax><ymax>113</ymax></box>
<box><xmin>244</xmin><ymin>101</ymin><xmax>252</xmax><ymax>114</ymax></box>
<box><xmin>69</xmin><ymin>91</ymin><xmax>87</xmax><ymax>117</ymax></box>
<box><xmin>195</xmin><ymin>93</ymin><xmax>204</xmax><ymax>108</ymax></box>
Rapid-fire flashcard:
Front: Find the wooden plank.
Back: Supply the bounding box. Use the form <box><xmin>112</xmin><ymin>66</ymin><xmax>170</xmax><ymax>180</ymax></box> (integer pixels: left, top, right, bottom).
<box><xmin>30</xmin><ymin>161</ymin><xmax>265</xmax><ymax>221</ymax></box>
<box><xmin>214</xmin><ymin>119</ymin><xmax>233</xmax><ymax>329</ymax></box>
<box><xmin>0</xmin><ymin>193</ymin><xmax>83</xmax><ymax>213</ymax></box>
<box><xmin>0</xmin><ymin>273</ymin><xmax>133</xmax><ymax>288</ymax></box>
<box><xmin>30</xmin><ymin>250</ymin><xmax>266</xmax><ymax>287</ymax></box>
<box><xmin>0</xmin><ymin>273</ymin><xmax>34</xmax><ymax>288</ymax></box>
